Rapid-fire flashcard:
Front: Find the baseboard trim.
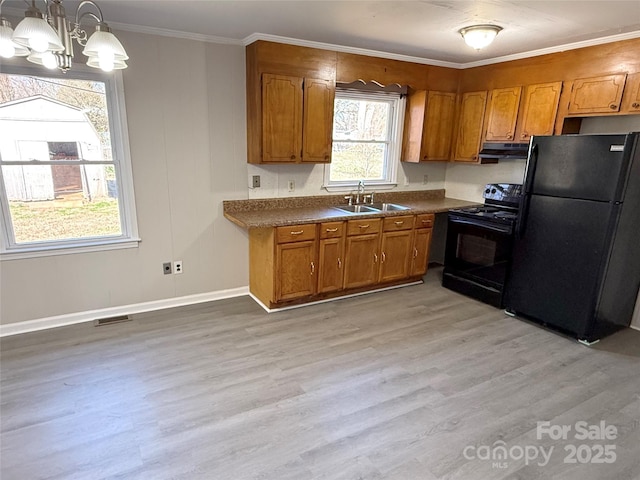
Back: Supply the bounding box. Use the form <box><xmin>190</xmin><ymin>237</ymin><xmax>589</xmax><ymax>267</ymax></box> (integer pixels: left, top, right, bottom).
<box><xmin>250</xmin><ymin>281</ymin><xmax>423</xmax><ymax>313</ymax></box>
<box><xmin>0</xmin><ymin>286</ymin><xmax>250</xmax><ymax>337</ymax></box>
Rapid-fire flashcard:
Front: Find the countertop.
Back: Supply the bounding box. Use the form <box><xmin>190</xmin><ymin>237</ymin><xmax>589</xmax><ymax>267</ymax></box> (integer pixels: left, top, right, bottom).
<box><xmin>223</xmin><ymin>190</ymin><xmax>479</xmax><ymax>229</ymax></box>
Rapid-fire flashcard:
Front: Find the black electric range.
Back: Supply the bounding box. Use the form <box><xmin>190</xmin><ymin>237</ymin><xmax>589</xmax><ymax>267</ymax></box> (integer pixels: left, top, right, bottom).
<box><xmin>443</xmin><ymin>183</ymin><xmax>522</xmax><ymax>307</ymax></box>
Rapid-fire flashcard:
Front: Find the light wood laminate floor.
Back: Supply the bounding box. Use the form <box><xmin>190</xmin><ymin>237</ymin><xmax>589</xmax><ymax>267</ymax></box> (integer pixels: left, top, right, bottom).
<box><xmin>2</xmin><ymin>269</ymin><xmax>639</xmax><ymax>480</ymax></box>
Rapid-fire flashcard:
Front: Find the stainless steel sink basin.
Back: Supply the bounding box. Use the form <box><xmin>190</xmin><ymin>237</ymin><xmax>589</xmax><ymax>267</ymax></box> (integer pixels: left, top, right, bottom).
<box><xmin>368</xmin><ymin>203</ymin><xmax>410</xmax><ymax>212</ymax></box>
<box><xmin>333</xmin><ymin>204</ymin><xmax>379</xmax><ymax>214</ymax></box>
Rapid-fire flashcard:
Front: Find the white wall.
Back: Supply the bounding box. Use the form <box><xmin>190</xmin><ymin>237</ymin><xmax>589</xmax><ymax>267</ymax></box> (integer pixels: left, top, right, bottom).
<box><xmin>0</xmin><ymin>32</ymin><xmax>249</xmax><ymax>326</ymax></box>
<box><xmin>443</xmin><ymin>160</ymin><xmax>527</xmax><ymax>202</ymax></box>
<box><xmin>246</xmin><ymin>154</ymin><xmax>447</xmax><ymax>198</ymax></box>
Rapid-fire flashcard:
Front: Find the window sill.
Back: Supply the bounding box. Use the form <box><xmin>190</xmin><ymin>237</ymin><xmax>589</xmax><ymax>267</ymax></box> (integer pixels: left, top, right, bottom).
<box><xmin>1</xmin><ymin>238</ymin><xmax>141</xmax><ymax>261</ymax></box>
<box><xmin>323</xmin><ymin>182</ymin><xmax>398</xmax><ymax>193</ymax></box>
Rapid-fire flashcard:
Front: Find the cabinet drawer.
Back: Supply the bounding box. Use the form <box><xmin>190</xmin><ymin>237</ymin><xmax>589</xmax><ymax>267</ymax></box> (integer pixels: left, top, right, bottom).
<box><xmin>276</xmin><ymin>224</ymin><xmax>316</xmax><ymax>243</ymax></box>
<box><xmin>383</xmin><ymin>215</ymin><xmax>415</xmax><ymax>231</ymax></box>
<box><xmin>415</xmin><ymin>214</ymin><xmax>435</xmax><ymax>229</ymax></box>
<box><xmin>320</xmin><ymin>221</ymin><xmax>344</xmax><ymax>239</ymax></box>
<box><xmin>347</xmin><ymin>218</ymin><xmax>381</xmax><ymax>236</ymax></box>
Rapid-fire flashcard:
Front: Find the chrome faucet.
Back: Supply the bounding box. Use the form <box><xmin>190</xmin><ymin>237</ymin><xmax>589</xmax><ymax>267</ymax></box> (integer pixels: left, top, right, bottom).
<box><xmin>356</xmin><ymin>180</ymin><xmax>365</xmax><ymax>204</ymax></box>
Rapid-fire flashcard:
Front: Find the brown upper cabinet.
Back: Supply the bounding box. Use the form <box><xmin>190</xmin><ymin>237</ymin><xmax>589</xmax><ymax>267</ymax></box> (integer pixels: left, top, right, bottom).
<box><xmin>567</xmin><ymin>73</ymin><xmax>627</xmax><ymax>115</ymax></box>
<box><xmin>402</xmin><ymin>90</ymin><xmax>456</xmax><ymax>162</ymax></box>
<box><xmin>484</xmin><ymin>86</ymin><xmax>522</xmax><ymax>142</ymax></box>
<box><xmin>261</xmin><ymin>74</ymin><xmax>335</xmax><ymax>164</ymax></box>
<box><xmin>453</xmin><ymin>91</ymin><xmax>488</xmax><ymax>162</ymax></box>
<box><xmin>620</xmin><ymin>72</ymin><xmax>640</xmax><ymax>114</ymax></box>
<box><xmin>515</xmin><ymin>82</ymin><xmax>563</xmax><ymax>141</ymax></box>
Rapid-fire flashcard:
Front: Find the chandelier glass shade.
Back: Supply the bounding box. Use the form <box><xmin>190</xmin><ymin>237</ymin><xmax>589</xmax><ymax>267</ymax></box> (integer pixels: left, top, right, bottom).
<box><xmin>0</xmin><ymin>0</ymin><xmax>128</xmax><ymax>72</ymax></box>
<box><xmin>459</xmin><ymin>24</ymin><xmax>503</xmax><ymax>50</ymax></box>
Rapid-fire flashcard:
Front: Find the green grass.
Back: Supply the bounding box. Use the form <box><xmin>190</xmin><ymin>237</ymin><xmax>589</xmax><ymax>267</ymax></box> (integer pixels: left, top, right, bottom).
<box><xmin>9</xmin><ymin>198</ymin><xmax>122</xmax><ymax>244</ymax></box>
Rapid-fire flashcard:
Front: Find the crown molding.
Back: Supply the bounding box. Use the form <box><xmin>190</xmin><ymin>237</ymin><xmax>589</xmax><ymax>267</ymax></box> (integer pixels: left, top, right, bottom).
<box><xmin>460</xmin><ymin>30</ymin><xmax>640</xmax><ymax>69</ymax></box>
<box><xmin>241</xmin><ymin>33</ymin><xmax>461</xmax><ymax>69</ymax></box>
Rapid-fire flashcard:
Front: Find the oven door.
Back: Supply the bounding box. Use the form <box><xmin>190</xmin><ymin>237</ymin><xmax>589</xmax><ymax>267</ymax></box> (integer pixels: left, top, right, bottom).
<box><xmin>444</xmin><ymin>214</ymin><xmax>514</xmax><ymax>290</ymax></box>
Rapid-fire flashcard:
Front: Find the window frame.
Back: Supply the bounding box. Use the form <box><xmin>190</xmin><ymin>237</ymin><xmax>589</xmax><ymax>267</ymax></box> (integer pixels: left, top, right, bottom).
<box><xmin>324</xmin><ymin>89</ymin><xmax>406</xmax><ymax>192</ymax></box>
<box><xmin>0</xmin><ymin>64</ymin><xmax>139</xmax><ymax>260</ymax></box>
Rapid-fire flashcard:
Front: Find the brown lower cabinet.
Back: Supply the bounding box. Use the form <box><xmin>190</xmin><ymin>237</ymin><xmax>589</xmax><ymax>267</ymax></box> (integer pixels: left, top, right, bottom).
<box><xmin>249</xmin><ymin>213</ymin><xmax>435</xmax><ymax>308</ymax></box>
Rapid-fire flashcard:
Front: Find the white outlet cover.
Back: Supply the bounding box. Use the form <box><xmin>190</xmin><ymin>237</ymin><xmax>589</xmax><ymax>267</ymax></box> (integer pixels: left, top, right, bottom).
<box><xmin>173</xmin><ymin>260</ymin><xmax>183</xmax><ymax>274</ymax></box>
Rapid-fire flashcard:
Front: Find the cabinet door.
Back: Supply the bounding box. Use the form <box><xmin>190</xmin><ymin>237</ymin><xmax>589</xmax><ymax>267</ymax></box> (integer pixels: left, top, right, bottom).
<box><xmin>484</xmin><ymin>86</ymin><xmax>522</xmax><ymax>142</ymax></box>
<box><xmin>318</xmin><ymin>237</ymin><xmax>345</xmax><ymax>293</ymax></box>
<box><xmin>516</xmin><ymin>82</ymin><xmax>563</xmax><ymax>141</ymax></box>
<box><xmin>410</xmin><ymin>228</ymin><xmax>433</xmax><ymax>277</ymax></box>
<box><xmin>262</xmin><ymin>74</ymin><xmax>303</xmax><ymax>163</ymax></box>
<box><xmin>275</xmin><ymin>240</ymin><xmax>316</xmax><ymax>301</ymax></box>
<box><xmin>302</xmin><ymin>78</ymin><xmax>335</xmax><ymax>163</ymax></box>
<box><xmin>401</xmin><ymin>89</ymin><xmax>427</xmax><ymax>163</ymax></box>
<box><xmin>568</xmin><ymin>73</ymin><xmax>627</xmax><ymax>115</ymax></box>
<box><xmin>620</xmin><ymin>72</ymin><xmax>640</xmax><ymax>114</ymax></box>
<box><xmin>379</xmin><ymin>230</ymin><xmax>413</xmax><ymax>283</ymax></box>
<box><xmin>453</xmin><ymin>91</ymin><xmax>487</xmax><ymax>162</ymax></box>
<box><xmin>344</xmin><ymin>233</ymin><xmax>380</xmax><ymax>289</ymax></box>
<box><xmin>422</xmin><ymin>91</ymin><xmax>457</xmax><ymax>161</ymax></box>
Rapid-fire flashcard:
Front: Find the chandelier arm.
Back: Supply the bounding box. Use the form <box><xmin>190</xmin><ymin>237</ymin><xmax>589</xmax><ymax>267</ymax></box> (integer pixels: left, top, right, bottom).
<box><xmin>74</xmin><ymin>0</ymin><xmax>104</xmax><ymax>25</ymax></box>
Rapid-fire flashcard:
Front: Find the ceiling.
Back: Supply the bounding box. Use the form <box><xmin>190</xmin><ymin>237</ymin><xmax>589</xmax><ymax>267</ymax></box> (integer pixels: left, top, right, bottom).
<box><xmin>4</xmin><ymin>1</ymin><xmax>640</xmax><ymax>66</ymax></box>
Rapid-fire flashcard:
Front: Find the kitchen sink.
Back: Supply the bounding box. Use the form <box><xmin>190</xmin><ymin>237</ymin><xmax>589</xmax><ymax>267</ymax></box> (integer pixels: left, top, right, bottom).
<box><xmin>368</xmin><ymin>203</ymin><xmax>410</xmax><ymax>212</ymax></box>
<box><xmin>333</xmin><ymin>203</ymin><xmax>410</xmax><ymax>214</ymax></box>
<box><xmin>333</xmin><ymin>204</ymin><xmax>379</xmax><ymax>214</ymax></box>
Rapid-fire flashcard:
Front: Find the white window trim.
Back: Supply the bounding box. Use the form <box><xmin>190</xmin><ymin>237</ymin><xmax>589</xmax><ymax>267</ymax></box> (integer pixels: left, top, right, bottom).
<box><xmin>324</xmin><ymin>89</ymin><xmax>406</xmax><ymax>192</ymax></box>
<box><xmin>0</xmin><ymin>64</ymin><xmax>140</xmax><ymax>260</ymax></box>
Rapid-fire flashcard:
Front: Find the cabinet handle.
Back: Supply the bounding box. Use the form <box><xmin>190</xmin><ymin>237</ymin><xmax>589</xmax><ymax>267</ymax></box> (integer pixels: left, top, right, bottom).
<box><xmin>633</xmin><ymin>102</ymin><xmax>640</xmax><ymax>108</ymax></box>
<box><xmin>373</xmin><ymin>253</ymin><xmax>378</xmax><ymax>263</ymax></box>
<box><xmin>506</xmin><ymin>133</ymin><xmax>513</xmax><ymax>139</ymax></box>
<box><xmin>290</xmin><ymin>154</ymin><xmax>296</xmax><ymax>160</ymax></box>
<box><xmin>421</xmin><ymin>219</ymin><xmax>431</xmax><ymax>225</ymax></box>
<box><xmin>472</xmin><ymin>155</ymin><xmax>477</xmax><ymax>160</ymax></box>
<box><xmin>337</xmin><ymin>258</ymin><xmax>342</xmax><ymax>269</ymax></box>
<box><xmin>325</xmin><ymin>227</ymin><xmax>338</xmax><ymax>232</ymax></box>
<box><xmin>359</xmin><ymin>224</ymin><xmax>370</xmax><ymax>229</ymax></box>
<box><xmin>324</xmin><ymin>155</ymin><xmax>330</xmax><ymax>160</ymax></box>
<box><xmin>290</xmin><ymin>230</ymin><xmax>304</xmax><ymax>235</ymax></box>
<box><xmin>394</xmin><ymin>221</ymin><xmax>404</xmax><ymax>226</ymax></box>
<box><xmin>610</xmin><ymin>104</ymin><xmax>618</xmax><ymax>110</ymax></box>
<box><xmin>521</xmin><ymin>133</ymin><xmax>527</xmax><ymax>139</ymax></box>
<box><xmin>413</xmin><ymin>247</ymin><xmax>418</xmax><ymax>258</ymax></box>
<box><xmin>381</xmin><ymin>252</ymin><xmax>386</xmax><ymax>263</ymax></box>
<box><xmin>310</xmin><ymin>262</ymin><xmax>315</xmax><ymax>274</ymax></box>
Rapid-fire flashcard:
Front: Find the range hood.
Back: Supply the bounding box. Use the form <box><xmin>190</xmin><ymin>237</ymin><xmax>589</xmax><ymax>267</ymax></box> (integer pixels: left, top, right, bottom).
<box><xmin>478</xmin><ymin>143</ymin><xmax>529</xmax><ymax>163</ymax></box>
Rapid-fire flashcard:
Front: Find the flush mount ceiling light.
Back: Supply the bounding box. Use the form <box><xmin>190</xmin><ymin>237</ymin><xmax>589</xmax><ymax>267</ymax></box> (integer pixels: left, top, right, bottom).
<box><xmin>0</xmin><ymin>0</ymin><xmax>128</xmax><ymax>72</ymax></box>
<box><xmin>459</xmin><ymin>24</ymin><xmax>503</xmax><ymax>51</ymax></box>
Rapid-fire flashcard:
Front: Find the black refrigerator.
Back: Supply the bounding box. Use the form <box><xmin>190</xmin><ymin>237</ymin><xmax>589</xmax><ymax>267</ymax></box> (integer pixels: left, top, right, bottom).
<box><xmin>505</xmin><ymin>132</ymin><xmax>640</xmax><ymax>343</ymax></box>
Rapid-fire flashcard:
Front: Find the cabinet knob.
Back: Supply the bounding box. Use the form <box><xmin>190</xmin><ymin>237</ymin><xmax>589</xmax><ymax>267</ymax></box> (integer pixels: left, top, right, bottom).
<box><xmin>290</xmin><ymin>154</ymin><xmax>296</xmax><ymax>160</ymax></box>
<box><xmin>506</xmin><ymin>133</ymin><xmax>513</xmax><ymax>139</ymax></box>
<box><xmin>610</xmin><ymin>104</ymin><xmax>618</xmax><ymax>110</ymax></box>
<box><xmin>521</xmin><ymin>133</ymin><xmax>527</xmax><ymax>139</ymax></box>
<box><xmin>632</xmin><ymin>102</ymin><xmax>640</xmax><ymax>109</ymax></box>
<box><xmin>324</xmin><ymin>155</ymin><xmax>330</xmax><ymax>160</ymax></box>
<box><xmin>472</xmin><ymin>155</ymin><xmax>478</xmax><ymax>160</ymax></box>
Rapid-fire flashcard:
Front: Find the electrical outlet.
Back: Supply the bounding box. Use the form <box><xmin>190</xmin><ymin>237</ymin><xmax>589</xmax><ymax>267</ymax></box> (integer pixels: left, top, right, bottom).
<box><xmin>252</xmin><ymin>175</ymin><xmax>260</xmax><ymax>188</ymax></box>
<box><xmin>162</xmin><ymin>262</ymin><xmax>172</xmax><ymax>275</ymax></box>
<box><xmin>173</xmin><ymin>260</ymin><xmax>183</xmax><ymax>274</ymax></box>
<box><xmin>288</xmin><ymin>180</ymin><xmax>295</xmax><ymax>192</ymax></box>
<box><xmin>423</xmin><ymin>174</ymin><xmax>429</xmax><ymax>185</ymax></box>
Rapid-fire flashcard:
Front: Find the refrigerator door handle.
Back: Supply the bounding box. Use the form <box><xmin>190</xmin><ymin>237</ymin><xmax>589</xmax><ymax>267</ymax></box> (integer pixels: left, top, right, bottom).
<box><xmin>517</xmin><ymin>143</ymin><xmax>539</xmax><ymax>238</ymax></box>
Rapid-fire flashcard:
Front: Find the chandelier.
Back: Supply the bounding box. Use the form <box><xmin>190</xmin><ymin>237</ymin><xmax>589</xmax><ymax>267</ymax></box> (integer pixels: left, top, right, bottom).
<box><xmin>0</xmin><ymin>0</ymin><xmax>128</xmax><ymax>72</ymax></box>
<box><xmin>458</xmin><ymin>24</ymin><xmax>503</xmax><ymax>51</ymax></box>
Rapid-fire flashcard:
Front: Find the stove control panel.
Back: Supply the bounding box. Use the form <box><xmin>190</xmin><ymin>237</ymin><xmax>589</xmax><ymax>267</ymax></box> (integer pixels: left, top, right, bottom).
<box><xmin>483</xmin><ymin>183</ymin><xmax>522</xmax><ymax>204</ymax></box>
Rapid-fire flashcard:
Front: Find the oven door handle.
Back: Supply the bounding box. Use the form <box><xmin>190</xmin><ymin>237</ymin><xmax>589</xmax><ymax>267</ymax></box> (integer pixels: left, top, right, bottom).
<box><xmin>517</xmin><ymin>143</ymin><xmax>538</xmax><ymax>238</ymax></box>
<box><xmin>448</xmin><ymin>217</ymin><xmax>512</xmax><ymax>234</ymax></box>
